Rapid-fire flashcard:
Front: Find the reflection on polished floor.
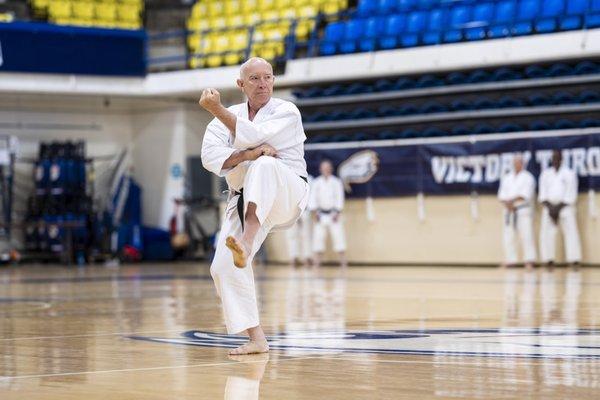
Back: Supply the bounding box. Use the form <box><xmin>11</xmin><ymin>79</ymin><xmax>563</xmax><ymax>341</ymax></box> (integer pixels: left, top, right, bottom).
<box><xmin>1</xmin><ymin>263</ymin><xmax>600</xmax><ymax>399</ymax></box>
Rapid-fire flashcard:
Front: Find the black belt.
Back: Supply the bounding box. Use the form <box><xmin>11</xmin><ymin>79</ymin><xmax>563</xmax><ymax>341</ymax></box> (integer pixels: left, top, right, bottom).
<box><xmin>235</xmin><ymin>175</ymin><xmax>308</xmax><ymax>230</ymax></box>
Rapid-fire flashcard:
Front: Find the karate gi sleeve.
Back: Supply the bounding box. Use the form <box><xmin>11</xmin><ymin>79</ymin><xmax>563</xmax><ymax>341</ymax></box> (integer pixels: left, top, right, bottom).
<box><xmin>498</xmin><ymin>174</ymin><xmax>509</xmax><ymax>201</ymax></box>
<box><xmin>562</xmin><ymin>170</ymin><xmax>578</xmax><ymax>205</ymax></box>
<box><xmin>538</xmin><ymin>170</ymin><xmax>548</xmax><ymax>203</ymax></box>
<box><xmin>201</xmin><ymin>119</ymin><xmax>237</xmax><ymax>177</ymax></box>
<box><xmin>335</xmin><ymin>178</ymin><xmax>345</xmax><ymax>212</ymax></box>
<box><xmin>308</xmin><ymin>180</ymin><xmax>318</xmax><ymax>211</ymax></box>
<box><xmin>233</xmin><ymin>103</ymin><xmax>301</xmax><ymax>149</ymax></box>
<box><xmin>517</xmin><ymin>174</ymin><xmax>535</xmax><ymax>202</ymax></box>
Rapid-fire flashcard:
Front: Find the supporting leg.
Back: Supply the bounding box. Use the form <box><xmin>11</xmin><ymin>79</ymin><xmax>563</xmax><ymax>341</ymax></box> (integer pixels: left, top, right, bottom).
<box><xmin>229</xmin><ymin>325</ymin><xmax>269</xmax><ymax>355</ymax></box>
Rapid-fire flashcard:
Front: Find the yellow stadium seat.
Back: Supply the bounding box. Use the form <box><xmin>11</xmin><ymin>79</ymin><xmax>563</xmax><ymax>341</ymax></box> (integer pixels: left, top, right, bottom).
<box><xmin>31</xmin><ymin>0</ymin><xmax>50</xmax><ymax>12</ymax></box>
<box><xmin>189</xmin><ymin>54</ymin><xmax>204</xmax><ymax>69</ymax></box>
<box><xmin>274</xmin><ymin>0</ymin><xmax>292</xmax><ymax>9</ymax></box>
<box><xmin>48</xmin><ymin>1</ymin><xmax>72</xmax><ymax>23</ymax></box>
<box><xmin>95</xmin><ymin>2</ymin><xmax>117</xmax><ymax>25</ymax></box>
<box><xmin>258</xmin><ymin>0</ymin><xmax>275</xmax><ymax>11</ymax></box>
<box><xmin>206</xmin><ymin>33</ymin><xmax>229</xmax><ymax>67</ymax></box>
<box><xmin>224</xmin><ymin>29</ymin><xmax>249</xmax><ymax>65</ymax></box>
<box><xmin>187</xmin><ymin>33</ymin><xmax>201</xmax><ymax>52</ymax></box>
<box><xmin>223</xmin><ymin>0</ymin><xmax>239</xmax><ymax>16</ymax></box>
<box><xmin>116</xmin><ymin>3</ymin><xmax>141</xmax><ymax>22</ymax></box>
<box><xmin>207</xmin><ymin>1</ymin><xmax>224</xmax><ymax>17</ymax></box>
<box><xmin>226</xmin><ymin>14</ymin><xmax>244</xmax><ymax>28</ymax></box>
<box><xmin>243</xmin><ymin>11</ymin><xmax>261</xmax><ymax>26</ymax></box>
<box><xmin>187</xmin><ymin>18</ymin><xmax>209</xmax><ymax>32</ymax></box>
<box><xmin>0</xmin><ymin>13</ymin><xmax>15</xmax><ymax>22</ymax></box>
<box><xmin>190</xmin><ymin>2</ymin><xmax>207</xmax><ymax>19</ymax></box>
<box><xmin>115</xmin><ymin>20</ymin><xmax>141</xmax><ymax>29</ymax></box>
<box><xmin>241</xmin><ymin>0</ymin><xmax>257</xmax><ymax>14</ymax></box>
<box><xmin>295</xmin><ymin>5</ymin><xmax>317</xmax><ymax>38</ymax></box>
<box><xmin>262</xmin><ymin>10</ymin><xmax>278</xmax><ymax>22</ymax></box>
<box><xmin>208</xmin><ymin>16</ymin><xmax>227</xmax><ymax>30</ymax></box>
<box><xmin>72</xmin><ymin>1</ymin><xmax>95</xmax><ymax>20</ymax></box>
<box><xmin>120</xmin><ymin>0</ymin><xmax>143</xmax><ymax>4</ymax></box>
<box><xmin>279</xmin><ymin>7</ymin><xmax>296</xmax><ymax>20</ymax></box>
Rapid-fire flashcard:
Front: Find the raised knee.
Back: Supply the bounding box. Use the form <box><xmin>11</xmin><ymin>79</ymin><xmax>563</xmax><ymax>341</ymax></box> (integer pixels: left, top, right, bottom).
<box><xmin>253</xmin><ymin>155</ymin><xmax>277</xmax><ymax>168</ymax></box>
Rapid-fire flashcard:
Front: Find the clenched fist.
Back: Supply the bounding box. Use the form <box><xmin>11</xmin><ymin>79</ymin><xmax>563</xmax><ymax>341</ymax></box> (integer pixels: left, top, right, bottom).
<box><xmin>247</xmin><ymin>144</ymin><xmax>277</xmax><ymax>161</ymax></box>
<box><xmin>199</xmin><ymin>88</ymin><xmax>222</xmax><ymax>114</ymax></box>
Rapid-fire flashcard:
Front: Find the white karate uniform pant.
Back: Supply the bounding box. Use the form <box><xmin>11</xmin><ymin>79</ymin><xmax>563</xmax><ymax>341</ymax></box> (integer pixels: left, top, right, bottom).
<box><xmin>502</xmin><ymin>207</ymin><xmax>536</xmax><ymax>264</ymax></box>
<box><xmin>210</xmin><ymin>156</ymin><xmax>308</xmax><ymax>334</ymax></box>
<box><xmin>313</xmin><ymin>213</ymin><xmax>346</xmax><ymax>253</ymax></box>
<box><xmin>285</xmin><ymin>212</ymin><xmax>312</xmax><ymax>260</ymax></box>
<box><xmin>539</xmin><ymin>205</ymin><xmax>582</xmax><ymax>264</ymax></box>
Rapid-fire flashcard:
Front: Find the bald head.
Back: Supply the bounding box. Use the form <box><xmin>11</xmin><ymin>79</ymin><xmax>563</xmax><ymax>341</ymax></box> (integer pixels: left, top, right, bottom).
<box><xmin>513</xmin><ymin>154</ymin><xmax>524</xmax><ymax>173</ymax></box>
<box><xmin>239</xmin><ymin>57</ymin><xmax>273</xmax><ymax>79</ymax></box>
<box><xmin>237</xmin><ymin>57</ymin><xmax>275</xmax><ymax>110</ymax></box>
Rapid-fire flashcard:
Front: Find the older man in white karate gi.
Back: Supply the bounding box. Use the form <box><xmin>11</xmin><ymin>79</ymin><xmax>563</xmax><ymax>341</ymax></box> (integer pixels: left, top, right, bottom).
<box><xmin>310</xmin><ymin>159</ymin><xmax>347</xmax><ymax>268</ymax></box>
<box><xmin>498</xmin><ymin>154</ymin><xmax>537</xmax><ymax>269</ymax></box>
<box><xmin>539</xmin><ymin>150</ymin><xmax>582</xmax><ymax>268</ymax></box>
<box><xmin>200</xmin><ymin>57</ymin><xmax>309</xmax><ymax>355</ymax></box>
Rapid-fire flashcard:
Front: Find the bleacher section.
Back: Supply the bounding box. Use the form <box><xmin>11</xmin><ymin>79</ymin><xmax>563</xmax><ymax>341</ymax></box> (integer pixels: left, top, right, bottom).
<box><xmin>293</xmin><ymin>60</ymin><xmax>600</xmax><ymax>143</ymax></box>
<box><xmin>29</xmin><ymin>0</ymin><xmax>144</xmax><ymax>30</ymax></box>
<box><xmin>317</xmin><ymin>0</ymin><xmax>600</xmax><ymax>55</ymax></box>
<box><xmin>186</xmin><ymin>0</ymin><xmax>348</xmax><ymax>69</ymax></box>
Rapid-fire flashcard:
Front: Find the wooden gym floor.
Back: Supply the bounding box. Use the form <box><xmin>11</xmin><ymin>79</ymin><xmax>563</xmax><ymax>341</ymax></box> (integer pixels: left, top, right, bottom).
<box><xmin>1</xmin><ymin>263</ymin><xmax>599</xmax><ymax>399</ymax></box>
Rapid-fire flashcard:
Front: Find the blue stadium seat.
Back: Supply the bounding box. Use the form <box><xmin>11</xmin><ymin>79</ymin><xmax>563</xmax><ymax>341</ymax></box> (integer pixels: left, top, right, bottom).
<box><xmin>467</xmin><ymin>69</ymin><xmax>492</xmax><ymax>83</ymax></box>
<box><xmin>422</xmin><ymin>8</ymin><xmax>448</xmax><ymax>45</ymax></box>
<box><xmin>415</xmin><ymin>74</ymin><xmax>443</xmax><ymax>87</ymax></box>
<box><xmin>548</xmin><ymin>63</ymin><xmax>572</xmax><ymax>77</ymax></box>
<box><xmin>473</xmin><ymin>97</ymin><xmax>495</xmax><ymax>109</ymax></box>
<box><xmin>322</xmin><ymin>84</ymin><xmax>345</xmax><ymax>96</ymax></box>
<box><xmin>529</xmin><ymin>120</ymin><xmax>552</xmax><ymax>130</ymax></box>
<box><xmin>418</xmin><ymin>0</ymin><xmax>438</xmax><ymax>10</ymax></box>
<box><xmin>524</xmin><ymin>64</ymin><xmax>548</xmax><ymax>78</ymax></box>
<box><xmin>488</xmin><ymin>0</ymin><xmax>516</xmax><ymax>38</ymax></box>
<box><xmin>554</xmin><ymin>119</ymin><xmax>577</xmax><ymax>129</ymax></box>
<box><xmin>498</xmin><ymin>122</ymin><xmax>522</xmax><ymax>132</ymax></box>
<box><xmin>444</xmin><ymin>5</ymin><xmax>471</xmax><ymax>43</ymax></box>
<box><xmin>378</xmin><ymin>105</ymin><xmax>400</xmax><ymax>117</ymax></box>
<box><xmin>586</xmin><ymin>0</ymin><xmax>600</xmax><ymax>29</ymax></box>
<box><xmin>378</xmin><ymin>130</ymin><xmax>401</xmax><ymax>140</ymax></box>
<box><xmin>446</xmin><ymin>72</ymin><xmax>468</xmax><ymax>85</ymax></box>
<box><xmin>329</xmin><ymin>110</ymin><xmax>350</xmax><ymax>120</ymax></box>
<box><xmin>319</xmin><ymin>22</ymin><xmax>344</xmax><ymax>55</ymax></box>
<box><xmin>560</xmin><ymin>0</ymin><xmax>587</xmax><ymax>30</ymax></box>
<box><xmin>580</xmin><ymin>118</ymin><xmax>600</xmax><ymax>128</ymax></box>
<box><xmin>423</xmin><ymin>127</ymin><xmax>446</xmax><ymax>137</ymax></box>
<box><xmin>536</xmin><ymin>0</ymin><xmax>564</xmax><ymax>33</ymax></box>
<box><xmin>420</xmin><ymin>101</ymin><xmax>447</xmax><ymax>113</ymax></box>
<box><xmin>351</xmin><ymin>132</ymin><xmax>372</xmax><ymax>141</ymax></box>
<box><xmin>340</xmin><ymin>20</ymin><xmax>366</xmax><ymax>53</ymax></box>
<box><xmin>552</xmin><ymin>91</ymin><xmax>576</xmax><ymax>104</ymax></box>
<box><xmin>374</xmin><ymin>78</ymin><xmax>394</xmax><ymax>92</ymax></box>
<box><xmin>356</xmin><ymin>0</ymin><xmax>378</xmax><ymax>17</ymax></box>
<box><xmin>378</xmin><ymin>0</ymin><xmax>398</xmax><ymax>15</ymax></box>
<box><xmin>348</xmin><ymin>107</ymin><xmax>377</xmax><ymax>119</ymax></box>
<box><xmin>451</xmin><ymin>125</ymin><xmax>470</xmax><ymax>135</ymax></box>
<box><xmin>308</xmin><ymin>134</ymin><xmax>329</xmax><ymax>143</ymax></box>
<box><xmin>512</xmin><ymin>0</ymin><xmax>540</xmax><ymax>36</ymax></box>
<box><xmin>360</xmin><ymin>17</ymin><xmax>385</xmax><ymax>52</ymax></box>
<box><xmin>450</xmin><ymin>99</ymin><xmax>472</xmax><ymax>111</ymax></box>
<box><xmin>331</xmin><ymin>133</ymin><xmax>354</xmax><ymax>142</ymax></box>
<box><xmin>465</xmin><ymin>3</ymin><xmax>494</xmax><ymax>41</ymax></box>
<box><xmin>379</xmin><ymin>14</ymin><xmax>406</xmax><ymax>49</ymax></box>
<box><xmin>492</xmin><ymin>67</ymin><xmax>522</xmax><ymax>81</ymax></box>
<box><xmin>498</xmin><ymin>96</ymin><xmax>525</xmax><ymax>108</ymax></box>
<box><xmin>393</xmin><ymin>76</ymin><xmax>416</xmax><ymax>90</ymax></box>
<box><xmin>400</xmin><ymin>129</ymin><xmax>419</xmax><ymax>138</ymax></box>
<box><xmin>398</xmin><ymin>0</ymin><xmax>417</xmax><ymax>12</ymax></box>
<box><xmin>579</xmin><ymin>90</ymin><xmax>600</xmax><ymax>103</ymax></box>
<box><xmin>402</xmin><ymin>11</ymin><xmax>428</xmax><ymax>47</ymax></box>
<box><xmin>574</xmin><ymin>61</ymin><xmax>600</xmax><ymax>75</ymax></box>
<box><xmin>344</xmin><ymin>82</ymin><xmax>372</xmax><ymax>95</ymax></box>
<box><xmin>473</xmin><ymin>123</ymin><xmax>494</xmax><ymax>134</ymax></box>
<box><xmin>528</xmin><ymin>93</ymin><xmax>551</xmax><ymax>106</ymax></box>
<box><xmin>398</xmin><ymin>104</ymin><xmax>419</xmax><ymax>115</ymax></box>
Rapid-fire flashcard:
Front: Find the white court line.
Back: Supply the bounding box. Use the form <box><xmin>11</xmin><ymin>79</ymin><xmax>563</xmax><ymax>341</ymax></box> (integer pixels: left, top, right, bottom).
<box><xmin>309</xmin><ymin>355</ymin><xmax>574</xmax><ymax>367</ymax></box>
<box><xmin>0</xmin><ymin>355</ymin><xmax>323</xmax><ymax>381</ymax></box>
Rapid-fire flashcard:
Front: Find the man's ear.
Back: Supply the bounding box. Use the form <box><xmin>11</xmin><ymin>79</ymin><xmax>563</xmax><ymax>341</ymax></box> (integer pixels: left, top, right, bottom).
<box><xmin>236</xmin><ymin>78</ymin><xmax>244</xmax><ymax>90</ymax></box>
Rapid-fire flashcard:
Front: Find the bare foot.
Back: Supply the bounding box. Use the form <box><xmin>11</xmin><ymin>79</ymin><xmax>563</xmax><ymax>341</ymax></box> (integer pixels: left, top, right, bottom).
<box><xmin>229</xmin><ymin>340</ymin><xmax>269</xmax><ymax>355</ymax></box>
<box><xmin>226</xmin><ymin>236</ymin><xmax>249</xmax><ymax>268</ymax></box>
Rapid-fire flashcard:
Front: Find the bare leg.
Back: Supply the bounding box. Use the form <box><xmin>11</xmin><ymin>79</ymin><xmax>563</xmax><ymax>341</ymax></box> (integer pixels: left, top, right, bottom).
<box><xmin>226</xmin><ymin>202</ymin><xmax>261</xmax><ymax>268</ymax></box>
<box><xmin>524</xmin><ymin>262</ymin><xmax>534</xmax><ymax>271</ymax></box>
<box><xmin>229</xmin><ymin>325</ymin><xmax>269</xmax><ymax>355</ymax></box>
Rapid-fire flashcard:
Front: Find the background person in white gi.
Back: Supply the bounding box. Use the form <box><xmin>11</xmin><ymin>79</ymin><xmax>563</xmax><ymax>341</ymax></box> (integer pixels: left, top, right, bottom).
<box><xmin>498</xmin><ymin>155</ymin><xmax>537</xmax><ymax>269</ymax></box>
<box><xmin>199</xmin><ymin>58</ymin><xmax>309</xmax><ymax>355</ymax></box>
<box><xmin>286</xmin><ymin>175</ymin><xmax>313</xmax><ymax>267</ymax></box>
<box><xmin>539</xmin><ymin>150</ymin><xmax>582</xmax><ymax>268</ymax></box>
<box><xmin>310</xmin><ymin>159</ymin><xmax>347</xmax><ymax>268</ymax></box>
